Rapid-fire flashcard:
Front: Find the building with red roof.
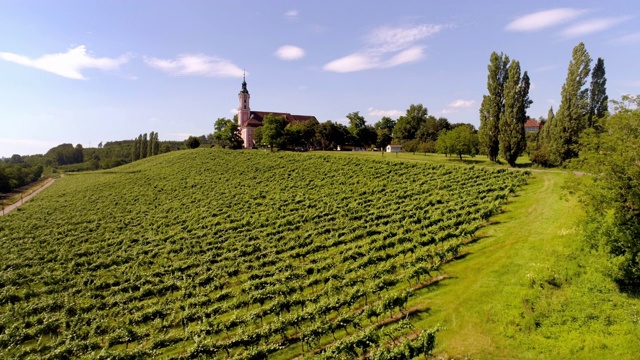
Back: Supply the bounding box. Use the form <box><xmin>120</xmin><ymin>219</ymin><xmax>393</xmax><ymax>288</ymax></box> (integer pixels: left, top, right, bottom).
<box><xmin>524</xmin><ymin>118</ymin><xmax>541</xmax><ymax>133</ymax></box>
<box><xmin>237</xmin><ymin>76</ymin><xmax>316</xmax><ymax>148</ymax></box>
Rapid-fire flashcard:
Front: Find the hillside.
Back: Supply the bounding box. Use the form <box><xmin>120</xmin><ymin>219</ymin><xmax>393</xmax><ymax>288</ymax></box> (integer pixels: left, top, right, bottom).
<box><xmin>0</xmin><ymin>149</ymin><xmax>530</xmax><ymax>358</ymax></box>
<box><xmin>1</xmin><ymin>149</ymin><xmax>638</xmax><ymax>359</ymax></box>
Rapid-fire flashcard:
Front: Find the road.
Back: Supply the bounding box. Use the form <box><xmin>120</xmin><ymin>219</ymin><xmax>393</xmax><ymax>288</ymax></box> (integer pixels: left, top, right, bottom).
<box><xmin>0</xmin><ymin>176</ymin><xmax>60</xmax><ymax>216</ymax></box>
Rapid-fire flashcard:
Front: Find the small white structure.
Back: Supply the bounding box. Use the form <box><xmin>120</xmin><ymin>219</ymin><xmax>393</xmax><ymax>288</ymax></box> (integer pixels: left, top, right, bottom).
<box><xmin>386</xmin><ymin>144</ymin><xmax>402</xmax><ymax>153</ymax></box>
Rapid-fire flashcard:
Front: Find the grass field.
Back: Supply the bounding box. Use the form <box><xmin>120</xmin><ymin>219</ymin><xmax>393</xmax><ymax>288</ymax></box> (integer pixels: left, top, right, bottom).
<box><xmin>1</xmin><ymin>149</ymin><xmax>638</xmax><ymax>359</ymax></box>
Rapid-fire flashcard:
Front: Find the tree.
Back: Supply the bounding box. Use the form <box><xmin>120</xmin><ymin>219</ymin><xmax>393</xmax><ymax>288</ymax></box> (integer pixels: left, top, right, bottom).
<box><xmin>316</xmin><ymin>121</ymin><xmax>343</xmax><ymax>150</ymax></box>
<box><xmin>416</xmin><ymin>116</ymin><xmax>440</xmax><ymax>142</ymax></box>
<box><xmin>299</xmin><ymin>118</ymin><xmax>320</xmax><ymax>149</ymax></box>
<box><xmin>185</xmin><ymin>136</ymin><xmax>201</xmax><ymax>149</ymax></box>
<box><xmin>148</xmin><ymin>131</ymin><xmax>155</xmax><ymax>157</ymax></box>
<box><xmin>74</xmin><ymin>144</ymin><xmax>84</xmax><ymax>164</ymax></box>
<box><xmin>530</xmin><ymin>107</ymin><xmax>555</xmax><ymax>166</ymax></box>
<box><xmin>374</xmin><ymin>116</ymin><xmax>396</xmax><ymax>132</ymax></box>
<box><xmin>10</xmin><ymin>154</ymin><xmax>23</xmax><ymax>164</ymax></box>
<box><xmin>140</xmin><ymin>133</ymin><xmax>148</xmax><ymax>159</ymax></box>
<box><xmin>346</xmin><ymin>111</ymin><xmax>373</xmax><ymax>148</ymax></box>
<box><xmin>132</xmin><ymin>135</ymin><xmax>141</xmax><ymax>161</ymax></box>
<box><xmin>375</xmin><ymin>129</ymin><xmax>393</xmax><ymax>150</ymax></box>
<box><xmin>479</xmin><ymin>52</ymin><xmax>509</xmax><ymax>162</ymax></box>
<box><xmin>499</xmin><ymin>61</ymin><xmax>531</xmax><ymax>167</ymax></box>
<box><xmin>574</xmin><ymin>95</ymin><xmax>640</xmax><ymax>291</ymax></box>
<box><xmin>213</xmin><ymin>118</ymin><xmax>243</xmax><ymax>149</ymax></box>
<box><xmin>588</xmin><ymin>57</ymin><xmax>608</xmax><ymax>129</ymax></box>
<box><xmin>253</xmin><ymin>126</ymin><xmax>263</xmax><ymax>146</ymax></box>
<box><xmin>436</xmin><ymin>117</ymin><xmax>451</xmax><ymax>132</ymax></box>
<box><xmin>153</xmin><ymin>132</ymin><xmax>160</xmax><ymax>155</ymax></box>
<box><xmin>285</xmin><ymin>118</ymin><xmax>319</xmax><ymax>150</ymax></box>
<box><xmin>359</xmin><ymin>125</ymin><xmax>378</xmax><ymax>150</ymax></box>
<box><xmin>436</xmin><ymin>126</ymin><xmax>478</xmax><ymax>160</ymax></box>
<box><xmin>393</xmin><ymin>104</ymin><xmax>428</xmax><ymax>142</ymax></box>
<box><xmin>261</xmin><ymin>113</ymin><xmax>287</xmax><ymax>151</ymax></box>
<box><xmin>549</xmin><ymin>42</ymin><xmax>592</xmax><ymax>165</ymax></box>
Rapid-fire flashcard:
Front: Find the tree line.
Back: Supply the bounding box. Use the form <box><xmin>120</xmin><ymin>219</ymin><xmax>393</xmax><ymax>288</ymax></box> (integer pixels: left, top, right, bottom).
<box><xmin>0</xmin><ymin>133</ymin><xmax>192</xmax><ymax>193</ymax></box>
<box><xmin>529</xmin><ymin>43</ymin><xmax>608</xmax><ymax>166</ymax></box>
<box><xmin>212</xmin><ymin>105</ymin><xmax>481</xmax><ymax>158</ymax></box>
<box><xmin>132</xmin><ymin>131</ymin><xmax>160</xmax><ymax>161</ymax></box>
<box><xmin>0</xmin><ymin>156</ymin><xmax>44</xmax><ymax>194</ymax></box>
<box><xmin>574</xmin><ymin>95</ymin><xmax>640</xmax><ymax>291</ymax></box>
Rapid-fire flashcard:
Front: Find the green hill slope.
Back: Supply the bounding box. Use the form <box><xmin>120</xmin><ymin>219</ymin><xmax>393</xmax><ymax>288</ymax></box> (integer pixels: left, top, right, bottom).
<box><xmin>3</xmin><ymin>149</ymin><xmax>637</xmax><ymax>359</ymax></box>
<box><xmin>1</xmin><ymin>149</ymin><xmax>530</xmax><ymax>359</ymax></box>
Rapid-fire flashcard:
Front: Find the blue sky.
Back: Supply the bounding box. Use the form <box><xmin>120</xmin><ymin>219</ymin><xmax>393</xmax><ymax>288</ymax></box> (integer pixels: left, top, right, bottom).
<box><xmin>1</xmin><ymin>1</ymin><xmax>639</xmax><ymax>157</ymax></box>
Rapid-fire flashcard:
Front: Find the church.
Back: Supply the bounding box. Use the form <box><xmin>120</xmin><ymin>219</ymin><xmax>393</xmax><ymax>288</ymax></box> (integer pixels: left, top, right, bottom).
<box><xmin>237</xmin><ymin>76</ymin><xmax>316</xmax><ymax>148</ymax></box>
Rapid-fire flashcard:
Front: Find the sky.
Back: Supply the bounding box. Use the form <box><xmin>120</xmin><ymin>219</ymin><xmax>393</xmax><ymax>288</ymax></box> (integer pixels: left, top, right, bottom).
<box><xmin>1</xmin><ymin>0</ymin><xmax>639</xmax><ymax>157</ymax></box>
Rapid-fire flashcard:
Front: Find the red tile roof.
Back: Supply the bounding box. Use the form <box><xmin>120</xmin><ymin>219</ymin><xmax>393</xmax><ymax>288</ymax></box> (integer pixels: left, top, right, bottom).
<box><xmin>246</xmin><ymin>111</ymin><xmax>317</xmax><ymax>127</ymax></box>
<box><xmin>524</xmin><ymin>118</ymin><xmax>541</xmax><ymax>128</ymax></box>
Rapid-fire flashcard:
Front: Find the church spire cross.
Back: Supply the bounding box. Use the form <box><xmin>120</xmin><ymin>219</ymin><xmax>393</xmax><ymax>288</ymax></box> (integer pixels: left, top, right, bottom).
<box><xmin>240</xmin><ymin>71</ymin><xmax>249</xmax><ymax>94</ymax></box>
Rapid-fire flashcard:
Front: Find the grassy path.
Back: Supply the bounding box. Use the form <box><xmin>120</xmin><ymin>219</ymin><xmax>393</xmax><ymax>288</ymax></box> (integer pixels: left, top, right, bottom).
<box><xmin>408</xmin><ymin>171</ymin><xmax>580</xmax><ymax>358</ymax></box>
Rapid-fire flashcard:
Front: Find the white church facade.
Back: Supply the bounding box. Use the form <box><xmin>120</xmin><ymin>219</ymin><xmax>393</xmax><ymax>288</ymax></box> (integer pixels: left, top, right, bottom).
<box><xmin>237</xmin><ymin>77</ymin><xmax>316</xmax><ymax>148</ymax></box>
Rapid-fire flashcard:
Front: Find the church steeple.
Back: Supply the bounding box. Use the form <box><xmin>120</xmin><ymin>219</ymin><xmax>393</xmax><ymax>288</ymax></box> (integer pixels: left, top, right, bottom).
<box><xmin>237</xmin><ymin>72</ymin><xmax>251</xmax><ymax>148</ymax></box>
<box><xmin>238</xmin><ymin>72</ymin><xmax>250</xmax><ymax>111</ymax></box>
<box><xmin>239</xmin><ymin>71</ymin><xmax>249</xmax><ymax>94</ymax></box>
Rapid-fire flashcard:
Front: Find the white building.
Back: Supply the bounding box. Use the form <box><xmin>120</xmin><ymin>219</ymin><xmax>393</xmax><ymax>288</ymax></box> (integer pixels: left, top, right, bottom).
<box><xmin>386</xmin><ymin>144</ymin><xmax>402</xmax><ymax>153</ymax></box>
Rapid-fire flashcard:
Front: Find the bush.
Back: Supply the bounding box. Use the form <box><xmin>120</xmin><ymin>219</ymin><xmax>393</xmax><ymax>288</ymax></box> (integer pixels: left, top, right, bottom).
<box><xmin>185</xmin><ymin>136</ymin><xmax>201</xmax><ymax>149</ymax></box>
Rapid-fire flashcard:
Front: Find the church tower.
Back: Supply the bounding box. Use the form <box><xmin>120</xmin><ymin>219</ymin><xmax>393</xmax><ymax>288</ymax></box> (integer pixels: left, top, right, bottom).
<box><xmin>238</xmin><ymin>73</ymin><xmax>252</xmax><ymax>148</ymax></box>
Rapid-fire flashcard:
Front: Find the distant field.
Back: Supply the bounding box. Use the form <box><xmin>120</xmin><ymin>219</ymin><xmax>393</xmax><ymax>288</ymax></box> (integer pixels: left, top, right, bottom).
<box><xmin>0</xmin><ymin>149</ymin><xmax>529</xmax><ymax>359</ymax></box>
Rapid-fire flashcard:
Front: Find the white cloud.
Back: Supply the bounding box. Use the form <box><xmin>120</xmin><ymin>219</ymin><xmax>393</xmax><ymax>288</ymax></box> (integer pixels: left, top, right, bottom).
<box><xmin>368</xmin><ymin>107</ymin><xmax>403</xmax><ymax>118</ymax></box>
<box><xmin>0</xmin><ymin>45</ymin><xmax>129</xmax><ymax>80</ymax></box>
<box><xmin>274</xmin><ymin>45</ymin><xmax>305</xmax><ymax>61</ymax></box>
<box><xmin>144</xmin><ymin>54</ymin><xmax>243</xmax><ymax>77</ymax></box>
<box><xmin>505</xmin><ymin>8</ymin><xmax>586</xmax><ymax>32</ymax></box>
<box><xmin>441</xmin><ymin>99</ymin><xmax>477</xmax><ymax>115</ymax></box>
<box><xmin>367</xmin><ymin>24</ymin><xmax>442</xmax><ymax>53</ymax></box>
<box><xmin>382</xmin><ymin>46</ymin><xmax>425</xmax><ymax>68</ymax></box>
<box><xmin>612</xmin><ymin>32</ymin><xmax>640</xmax><ymax>45</ymax></box>
<box><xmin>323</xmin><ymin>24</ymin><xmax>444</xmax><ymax>73</ymax></box>
<box><xmin>448</xmin><ymin>99</ymin><xmax>476</xmax><ymax>108</ymax></box>
<box><xmin>561</xmin><ymin>17</ymin><xmax>631</xmax><ymax>38</ymax></box>
<box><xmin>285</xmin><ymin>10</ymin><xmax>298</xmax><ymax>19</ymax></box>
<box><xmin>324</xmin><ymin>54</ymin><xmax>377</xmax><ymax>73</ymax></box>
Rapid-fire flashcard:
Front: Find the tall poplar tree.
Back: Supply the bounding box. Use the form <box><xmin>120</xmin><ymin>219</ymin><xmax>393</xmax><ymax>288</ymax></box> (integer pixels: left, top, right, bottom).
<box><xmin>588</xmin><ymin>57</ymin><xmax>608</xmax><ymax>129</ymax></box>
<box><xmin>148</xmin><ymin>131</ymin><xmax>155</xmax><ymax>157</ymax></box>
<box><xmin>141</xmin><ymin>133</ymin><xmax>148</xmax><ymax>159</ymax></box>
<box><xmin>549</xmin><ymin>42</ymin><xmax>592</xmax><ymax>165</ymax></box>
<box><xmin>153</xmin><ymin>132</ymin><xmax>160</xmax><ymax>155</ymax></box>
<box><xmin>479</xmin><ymin>52</ymin><xmax>509</xmax><ymax>162</ymax></box>
<box><xmin>499</xmin><ymin>61</ymin><xmax>532</xmax><ymax>167</ymax></box>
<box><xmin>132</xmin><ymin>135</ymin><xmax>140</xmax><ymax>161</ymax></box>
<box><xmin>530</xmin><ymin>106</ymin><xmax>554</xmax><ymax>166</ymax></box>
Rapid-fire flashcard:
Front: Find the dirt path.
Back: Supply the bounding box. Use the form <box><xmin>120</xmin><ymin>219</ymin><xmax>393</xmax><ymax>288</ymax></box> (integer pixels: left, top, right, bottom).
<box><xmin>0</xmin><ymin>175</ymin><xmax>61</xmax><ymax>216</ymax></box>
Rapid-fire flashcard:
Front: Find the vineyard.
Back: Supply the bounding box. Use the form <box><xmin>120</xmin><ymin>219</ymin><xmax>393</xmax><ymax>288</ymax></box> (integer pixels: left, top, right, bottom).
<box><xmin>0</xmin><ymin>149</ymin><xmax>529</xmax><ymax>359</ymax></box>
